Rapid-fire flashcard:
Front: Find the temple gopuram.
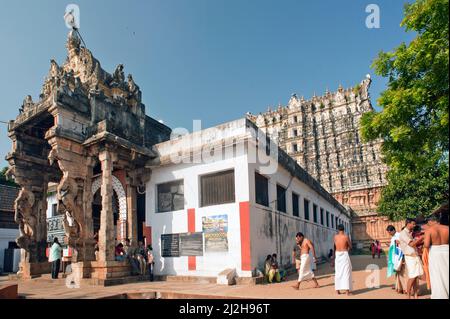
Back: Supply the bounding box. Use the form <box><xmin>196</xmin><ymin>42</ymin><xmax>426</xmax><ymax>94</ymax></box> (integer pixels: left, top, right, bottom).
<box><xmin>247</xmin><ymin>78</ymin><xmax>402</xmax><ymax>248</ymax></box>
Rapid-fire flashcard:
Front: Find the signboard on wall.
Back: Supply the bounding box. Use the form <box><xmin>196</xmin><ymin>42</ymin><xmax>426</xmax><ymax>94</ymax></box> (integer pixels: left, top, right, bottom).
<box><xmin>161</xmin><ymin>233</ymin><xmax>180</xmax><ymax>257</ymax></box>
<box><xmin>204</xmin><ymin>232</ymin><xmax>228</xmax><ymax>252</ymax></box>
<box><xmin>180</xmin><ymin>232</ymin><xmax>203</xmax><ymax>256</ymax></box>
<box><xmin>202</xmin><ymin>215</ymin><xmax>229</xmax><ymax>252</ymax></box>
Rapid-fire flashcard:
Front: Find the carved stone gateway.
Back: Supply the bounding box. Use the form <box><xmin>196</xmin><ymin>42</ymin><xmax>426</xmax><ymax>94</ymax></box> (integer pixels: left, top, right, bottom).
<box><xmin>6</xmin><ymin>31</ymin><xmax>171</xmax><ymax>281</ymax></box>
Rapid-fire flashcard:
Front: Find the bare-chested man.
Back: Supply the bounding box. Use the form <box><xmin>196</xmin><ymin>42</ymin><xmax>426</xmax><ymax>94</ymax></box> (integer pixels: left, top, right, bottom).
<box><xmin>332</xmin><ymin>224</ymin><xmax>353</xmax><ymax>295</ymax></box>
<box><xmin>424</xmin><ymin>204</ymin><xmax>449</xmax><ymax>299</ymax></box>
<box><xmin>292</xmin><ymin>232</ymin><xmax>320</xmax><ymax>290</ymax></box>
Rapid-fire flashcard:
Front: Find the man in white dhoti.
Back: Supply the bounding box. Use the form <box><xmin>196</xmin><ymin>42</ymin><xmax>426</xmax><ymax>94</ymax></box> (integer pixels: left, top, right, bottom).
<box><xmin>331</xmin><ymin>224</ymin><xmax>353</xmax><ymax>295</ymax></box>
<box><xmin>292</xmin><ymin>232</ymin><xmax>320</xmax><ymax>290</ymax></box>
<box><xmin>424</xmin><ymin>209</ymin><xmax>449</xmax><ymax>299</ymax></box>
<box><xmin>399</xmin><ymin>218</ymin><xmax>424</xmax><ymax>299</ymax></box>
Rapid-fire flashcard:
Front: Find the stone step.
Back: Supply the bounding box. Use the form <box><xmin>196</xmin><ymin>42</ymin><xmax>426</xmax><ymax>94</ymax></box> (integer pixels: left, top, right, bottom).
<box><xmin>90</xmin><ymin>275</ymin><xmax>151</xmax><ymax>287</ymax></box>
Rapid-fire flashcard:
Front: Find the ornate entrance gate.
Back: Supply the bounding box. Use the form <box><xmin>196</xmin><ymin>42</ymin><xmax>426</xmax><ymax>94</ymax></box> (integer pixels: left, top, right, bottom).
<box><xmin>6</xmin><ymin>30</ymin><xmax>171</xmax><ymax>280</ymax></box>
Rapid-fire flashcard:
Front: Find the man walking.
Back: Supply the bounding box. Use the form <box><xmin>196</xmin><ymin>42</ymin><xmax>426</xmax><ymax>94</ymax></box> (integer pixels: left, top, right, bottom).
<box><xmin>424</xmin><ymin>205</ymin><xmax>449</xmax><ymax>299</ymax></box>
<box><xmin>398</xmin><ymin>218</ymin><xmax>424</xmax><ymax>299</ymax></box>
<box><xmin>292</xmin><ymin>232</ymin><xmax>320</xmax><ymax>290</ymax></box>
<box><xmin>332</xmin><ymin>224</ymin><xmax>353</xmax><ymax>295</ymax></box>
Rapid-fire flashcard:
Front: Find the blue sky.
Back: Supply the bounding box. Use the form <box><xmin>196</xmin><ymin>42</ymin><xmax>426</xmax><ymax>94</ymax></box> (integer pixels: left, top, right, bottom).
<box><xmin>0</xmin><ymin>0</ymin><xmax>415</xmax><ymax>166</ymax></box>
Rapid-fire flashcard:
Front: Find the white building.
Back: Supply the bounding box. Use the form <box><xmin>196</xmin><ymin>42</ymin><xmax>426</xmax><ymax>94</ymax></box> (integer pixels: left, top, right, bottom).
<box><xmin>145</xmin><ymin>118</ymin><xmax>351</xmax><ymax>278</ymax></box>
<box><xmin>0</xmin><ymin>184</ymin><xmax>20</xmax><ymax>273</ymax></box>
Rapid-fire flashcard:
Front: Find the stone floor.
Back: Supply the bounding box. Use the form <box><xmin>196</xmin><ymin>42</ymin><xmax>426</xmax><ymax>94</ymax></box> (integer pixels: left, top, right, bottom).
<box><xmin>3</xmin><ymin>255</ymin><xmax>431</xmax><ymax>299</ymax></box>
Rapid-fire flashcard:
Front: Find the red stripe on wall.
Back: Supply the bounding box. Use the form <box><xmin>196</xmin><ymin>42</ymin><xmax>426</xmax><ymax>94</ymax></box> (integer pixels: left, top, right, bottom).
<box><xmin>187</xmin><ymin>208</ymin><xmax>196</xmax><ymax>271</ymax></box>
<box><xmin>239</xmin><ymin>201</ymin><xmax>251</xmax><ymax>271</ymax></box>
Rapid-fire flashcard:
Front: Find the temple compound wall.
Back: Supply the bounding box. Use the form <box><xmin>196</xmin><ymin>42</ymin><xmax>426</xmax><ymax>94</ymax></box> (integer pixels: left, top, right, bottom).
<box><xmin>146</xmin><ymin>118</ymin><xmax>350</xmax><ymax>277</ymax></box>
<box><xmin>247</xmin><ymin>78</ymin><xmax>392</xmax><ymax>248</ymax></box>
<box><xmin>6</xmin><ymin>30</ymin><xmax>171</xmax><ymax>281</ymax></box>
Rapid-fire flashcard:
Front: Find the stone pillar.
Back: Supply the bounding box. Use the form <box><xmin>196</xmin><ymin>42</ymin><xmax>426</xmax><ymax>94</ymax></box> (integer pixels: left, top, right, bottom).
<box><xmin>126</xmin><ymin>184</ymin><xmax>138</xmax><ymax>246</ymax></box>
<box><xmin>81</xmin><ymin>159</ymin><xmax>96</xmax><ymax>262</ymax></box>
<box><xmin>98</xmin><ymin>150</ymin><xmax>115</xmax><ymax>262</ymax></box>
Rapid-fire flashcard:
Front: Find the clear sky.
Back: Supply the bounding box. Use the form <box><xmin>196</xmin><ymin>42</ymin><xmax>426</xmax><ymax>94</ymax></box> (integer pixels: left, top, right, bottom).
<box><xmin>0</xmin><ymin>0</ymin><xmax>415</xmax><ymax>166</ymax></box>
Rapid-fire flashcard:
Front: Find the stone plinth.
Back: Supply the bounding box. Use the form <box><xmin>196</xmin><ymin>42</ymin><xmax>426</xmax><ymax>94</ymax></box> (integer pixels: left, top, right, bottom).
<box><xmin>17</xmin><ymin>261</ymin><xmax>51</xmax><ymax>279</ymax></box>
<box><xmin>90</xmin><ymin>260</ymin><xmax>132</xmax><ymax>280</ymax></box>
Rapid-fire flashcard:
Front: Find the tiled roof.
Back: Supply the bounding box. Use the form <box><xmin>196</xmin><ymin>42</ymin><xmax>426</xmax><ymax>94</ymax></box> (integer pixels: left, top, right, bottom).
<box><xmin>0</xmin><ymin>184</ymin><xmax>20</xmax><ymax>212</ymax></box>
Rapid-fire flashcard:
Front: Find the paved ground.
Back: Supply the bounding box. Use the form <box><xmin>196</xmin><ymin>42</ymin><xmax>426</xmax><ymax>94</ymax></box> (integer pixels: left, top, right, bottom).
<box><xmin>2</xmin><ymin>255</ymin><xmax>431</xmax><ymax>299</ymax></box>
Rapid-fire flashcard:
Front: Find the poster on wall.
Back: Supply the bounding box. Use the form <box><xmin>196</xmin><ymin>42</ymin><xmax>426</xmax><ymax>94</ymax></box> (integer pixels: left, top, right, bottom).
<box><xmin>202</xmin><ymin>215</ymin><xmax>228</xmax><ymax>233</ymax></box>
<box><xmin>180</xmin><ymin>232</ymin><xmax>204</xmax><ymax>256</ymax></box>
<box><xmin>204</xmin><ymin>232</ymin><xmax>228</xmax><ymax>252</ymax></box>
<box><xmin>202</xmin><ymin>215</ymin><xmax>229</xmax><ymax>252</ymax></box>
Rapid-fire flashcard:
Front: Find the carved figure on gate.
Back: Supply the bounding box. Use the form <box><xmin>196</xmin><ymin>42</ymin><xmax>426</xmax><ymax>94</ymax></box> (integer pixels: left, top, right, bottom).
<box><xmin>14</xmin><ymin>188</ymin><xmax>36</xmax><ymax>249</ymax></box>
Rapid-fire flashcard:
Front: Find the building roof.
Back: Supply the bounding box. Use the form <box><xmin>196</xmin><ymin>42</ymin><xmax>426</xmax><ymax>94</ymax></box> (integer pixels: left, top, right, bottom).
<box><xmin>151</xmin><ymin>117</ymin><xmax>350</xmax><ymax>218</ymax></box>
<box><xmin>0</xmin><ymin>184</ymin><xmax>19</xmax><ymax>212</ymax></box>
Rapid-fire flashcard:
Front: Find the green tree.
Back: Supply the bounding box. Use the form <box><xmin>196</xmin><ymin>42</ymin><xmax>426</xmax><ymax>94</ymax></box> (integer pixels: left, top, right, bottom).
<box><xmin>361</xmin><ymin>0</ymin><xmax>449</xmax><ymax>219</ymax></box>
<box><xmin>0</xmin><ymin>166</ymin><xmax>18</xmax><ymax>187</ymax></box>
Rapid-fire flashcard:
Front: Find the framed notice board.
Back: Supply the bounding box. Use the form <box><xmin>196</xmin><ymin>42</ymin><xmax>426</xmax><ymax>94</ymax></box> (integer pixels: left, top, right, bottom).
<box><xmin>161</xmin><ymin>233</ymin><xmax>180</xmax><ymax>257</ymax></box>
<box><xmin>180</xmin><ymin>232</ymin><xmax>204</xmax><ymax>256</ymax></box>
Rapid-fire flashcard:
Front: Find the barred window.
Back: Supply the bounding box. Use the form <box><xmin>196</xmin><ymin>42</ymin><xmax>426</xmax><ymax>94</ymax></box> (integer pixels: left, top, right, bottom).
<box><xmin>255</xmin><ymin>172</ymin><xmax>269</xmax><ymax>207</ymax></box>
<box><xmin>200</xmin><ymin>170</ymin><xmax>235</xmax><ymax>207</ymax></box>
<box><xmin>313</xmin><ymin>204</ymin><xmax>318</xmax><ymax>223</ymax></box>
<box><xmin>276</xmin><ymin>184</ymin><xmax>287</xmax><ymax>213</ymax></box>
<box><xmin>304</xmin><ymin>199</ymin><xmax>310</xmax><ymax>220</ymax></box>
<box><xmin>51</xmin><ymin>203</ymin><xmax>58</xmax><ymax>216</ymax></box>
<box><xmin>292</xmin><ymin>193</ymin><xmax>299</xmax><ymax>217</ymax></box>
<box><xmin>157</xmin><ymin>180</ymin><xmax>184</xmax><ymax>212</ymax></box>
<box><xmin>320</xmin><ymin>208</ymin><xmax>324</xmax><ymax>225</ymax></box>
<box><xmin>326</xmin><ymin>211</ymin><xmax>330</xmax><ymax>227</ymax></box>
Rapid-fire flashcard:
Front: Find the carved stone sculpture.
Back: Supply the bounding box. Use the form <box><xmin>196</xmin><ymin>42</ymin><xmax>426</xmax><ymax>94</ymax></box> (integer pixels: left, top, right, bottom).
<box><xmin>14</xmin><ymin>188</ymin><xmax>36</xmax><ymax>250</ymax></box>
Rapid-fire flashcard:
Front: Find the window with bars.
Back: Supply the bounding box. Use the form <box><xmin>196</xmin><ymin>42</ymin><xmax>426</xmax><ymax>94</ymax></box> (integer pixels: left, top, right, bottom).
<box><xmin>157</xmin><ymin>180</ymin><xmax>185</xmax><ymax>212</ymax></box>
<box><xmin>52</xmin><ymin>203</ymin><xmax>58</xmax><ymax>216</ymax></box>
<box><xmin>200</xmin><ymin>170</ymin><xmax>235</xmax><ymax>207</ymax></box>
<box><xmin>320</xmin><ymin>208</ymin><xmax>324</xmax><ymax>225</ymax></box>
<box><xmin>326</xmin><ymin>211</ymin><xmax>330</xmax><ymax>227</ymax></box>
<box><xmin>304</xmin><ymin>199</ymin><xmax>310</xmax><ymax>220</ymax></box>
<box><xmin>313</xmin><ymin>204</ymin><xmax>318</xmax><ymax>223</ymax></box>
<box><xmin>255</xmin><ymin>172</ymin><xmax>269</xmax><ymax>207</ymax></box>
<box><xmin>276</xmin><ymin>184</ymin><xmax>287</xmax><ymax>213</ymax></box>
<box><xmin>292</xmin><ymin>193</ymin><xmax>299</xmax><ymax>217</ymax></box>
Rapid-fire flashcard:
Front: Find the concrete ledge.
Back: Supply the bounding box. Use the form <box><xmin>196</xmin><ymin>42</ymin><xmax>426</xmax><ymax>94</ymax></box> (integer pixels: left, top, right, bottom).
<box><xmin>217</xmin><ymin>269</ymin><xmax>236</xmax><ymax>285</ymax></box>
<box><xmin>155</xmin><ymin>275</ymin><xmax>217</xmax><ymax>284</ymax></box>
<box><xmin>90</xmin><ymin>275</ymin><xmax>150</xmax><ymax>287</ymax></box>
<box><xmin>0</xmin><ymin>282</ymin><xmax>18</xmax><ymax>299</ymax></box>
<box><xmin>235</xmin><ymin>276</ymin><xmax>264</xmax><ymax>286</ymax></box>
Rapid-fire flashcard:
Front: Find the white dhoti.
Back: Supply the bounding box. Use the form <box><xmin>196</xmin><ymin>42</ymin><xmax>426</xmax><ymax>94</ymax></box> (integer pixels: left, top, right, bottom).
<box><xmin>335</xmin><ymin>251</ymin><xmax>352</xmax><ymax>291</ymax></box>
<box><xmin>429</xmin><ymin>245</ymin><xmax>449</xmax><ymax>299</ymax></box>
<box><xmin>404</xmin><ymin>255</ymin><xmax>424</xmax><ymax>279</ymax></box>
<box><xmin>298</xmin><ymin>253</ymin><xmax>315</xmax><ymax>281</ymax></box>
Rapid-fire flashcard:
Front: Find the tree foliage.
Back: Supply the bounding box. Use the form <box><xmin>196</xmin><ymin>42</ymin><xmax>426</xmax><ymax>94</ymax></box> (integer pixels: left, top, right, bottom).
<box><xmin>361</xmin><ymin>0</ymin><xmax>449</xmax><ymax>219</ymax></box>
<box><xmin>0</xmin><ymin>167</ymin><xmax>18</xmax><ymax>187</ymax></box>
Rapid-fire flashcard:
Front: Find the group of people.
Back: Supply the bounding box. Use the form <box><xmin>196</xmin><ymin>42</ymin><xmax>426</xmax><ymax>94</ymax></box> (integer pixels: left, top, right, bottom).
<box><xmin>370</xmin><ymin>239</ymin><xmax>382</xmax><ymax>258</ymax></box>
<box><xmin>115</xmin><ymin>238</ymin><xmax>155</xmax><ymax>281</ymax></box>
<box><xmin>47</xmin><ymin>236</ymin><xmax>155</xmax><ymax>281</ymax></box>
<box><xmin>386</xmin><ymin>204</ymin><xmax>449</xmax><ymax>299</ymax></box>
<box><xmin>264</xmin><ymin>253</ymin><xmax>286</xmax><ymax>283</ymax></box>
<box><xmin>290</xmin><ymin>225</ymin><xmax>352</xmax><ymax>295</ymax></box>
<box><xmin>287</xmin><ymin>204</ymin><xmax>448</xmax><ymax>299</ymax></box>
